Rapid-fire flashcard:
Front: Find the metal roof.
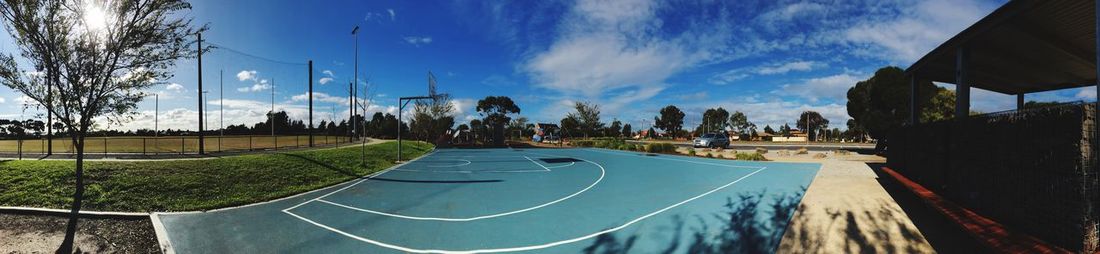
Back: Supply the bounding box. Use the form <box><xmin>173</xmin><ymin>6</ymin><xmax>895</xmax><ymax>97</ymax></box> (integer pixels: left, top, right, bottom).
<box><xmin>905</xmin><ymin>0</ymin><xmax>1096</xmax><ymax>95</ymax></box>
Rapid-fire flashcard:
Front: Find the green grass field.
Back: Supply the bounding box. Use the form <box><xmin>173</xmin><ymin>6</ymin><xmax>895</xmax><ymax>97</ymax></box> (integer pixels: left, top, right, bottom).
<box><xmin>0</xmin><ymin>135</ymin><xmax>354</xmax><ymax>154</ymax></box>
<box><xmin>0</xmin><ymin>140</ymin><xmax>432</xmax><ymax>212</ymax></box>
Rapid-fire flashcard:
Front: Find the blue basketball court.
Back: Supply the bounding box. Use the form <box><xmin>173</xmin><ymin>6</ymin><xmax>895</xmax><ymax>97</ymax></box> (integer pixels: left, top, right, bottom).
<box><xmin>155</xmin><ymin>147</ymin><xmax>819</xmax><ymax>253</ymax></box>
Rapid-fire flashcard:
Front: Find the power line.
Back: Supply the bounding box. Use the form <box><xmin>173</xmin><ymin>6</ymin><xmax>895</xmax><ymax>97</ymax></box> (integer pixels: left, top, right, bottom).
<box><xmin>205</xmin><ymin>42</ymin><xmax>308</xmax><ymax>66</ymax></box>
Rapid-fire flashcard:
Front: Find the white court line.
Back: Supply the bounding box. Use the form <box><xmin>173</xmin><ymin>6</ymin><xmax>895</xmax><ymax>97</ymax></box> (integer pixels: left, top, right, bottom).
<box><xmin>284</xmin><ymin>165</ymin><xmax>767</xmax><ymax>253</ymax></box>
<box><xmin>390</xmin><ymin>168</ymin><xmax>551</xmax><ymax>174</ymax></box>
<box><xmin>312</xmin><ymin>158</ymin><xmax>605</xmax><ymax>221</ymax></box>
<box><xmin>544</xmin><ymin>161</ymin><xmax>575</xmax><ymax>169</ymax></box>
<box><xmin>584</xmin><ymin>148</ymin><xmax>762</xmax><ymax>169</ymax></box>
<box><xmin>523</xmin><ymin>155</ymin><xmax>552</xmax><ymax>171</ymax></box>
<box><xmin>424</xmin><ymin>159</ymin><xmax>472</xmax><ymax>168</ymax></box>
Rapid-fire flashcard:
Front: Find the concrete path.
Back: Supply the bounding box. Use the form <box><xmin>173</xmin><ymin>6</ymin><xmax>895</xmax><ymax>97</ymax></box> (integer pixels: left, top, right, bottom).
<box><xmin>772</xmin><ymin>155</ymin><xmax>936</xmax><ymax>253</ymax></box>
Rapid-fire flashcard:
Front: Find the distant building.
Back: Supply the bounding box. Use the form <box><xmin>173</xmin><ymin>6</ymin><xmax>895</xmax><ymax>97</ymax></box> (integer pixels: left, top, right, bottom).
<box><xmin>773</xmin><ymin>130</ymin><xmax>808</xmax><ymax>142</ymax></box>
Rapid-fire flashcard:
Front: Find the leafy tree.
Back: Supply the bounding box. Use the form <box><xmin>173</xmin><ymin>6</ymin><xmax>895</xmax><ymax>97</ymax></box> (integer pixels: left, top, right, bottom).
<box><xmin>469</xmin><ymin>119</ymin><xmax>486</xmax><ymax>143</ymax></box>
<box><xmin>476</xmin><ymin>96</ymin><xmax>519</xmax><ymax>128</ymax></box>
<box><xmin>763</xmin><ymin>125</ymin><xmax>775</xmax><ymax>135</ymax></box>
<box><xmin>0</xmin><ymin>0</ymin><xmax>202</xmax><ymax>251</ymax></box>
<box><xmin>694</xmin><ymin>107</ymin><xmax>729</xmax><ymax>134</ymax></box>
<box><xmin>654</xmin><ymin>105</ymin><xmax>684</xmax><ymax>139</ymax></box>
<box><xmin>847</xmin><ymin>66</ymin><xmax>954</xmax><ymax>150</ymax></box>
<box><xmin>796</xmin><ymin>111</ymin><xmax>829</xmax><ymax>142</ymax></box>
<box><xmin>1023</xmin><ymin>100</ymin><xmax>1062</xmax><ymax>109</ymax></box>
<box><xmin>780</xmin><ymin>124</ymin><xmax>792</xmax><ymax>137</ymax></box>
<box><xmin>506</xmin><ymin>116</ymin><xmax>529</xmax><ymax>139</ymax></box>
<box><xmin>728</xmin><ymin>111</ymin><xmax>755</xmax><ymax>137</ymax></box>
<box><xmin>621</xmin><ymin>123</ymin><xmax>632</xmax><ymax>138</ymax></box>
<box><xmin>409</xmin><ymin>94</ymin><xmax>455</xmax><ymax>142</ymax></box>
<box><xmin>560</xmin><ymin>116</ymin><xmax>579</xmax><ymax>138</ymax></box>
<box><xmin>606</xmin><ymin>119</ymin><xmax>622</xmax><ymax>137</ymax></box>
<box><xmin>567</xmin><ymin>101</ymin><xmax>603</xmax><ymax>138</ymax></box>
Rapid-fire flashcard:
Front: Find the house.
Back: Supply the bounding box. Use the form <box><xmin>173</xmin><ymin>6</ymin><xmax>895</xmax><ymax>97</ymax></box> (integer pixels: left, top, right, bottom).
<box><xmin>772</xmin><ymin>130</ymin><xmax>808</xmax><ymax>142</ymax></box>
<box><xmin>534</xmin><ymin>123</ymin><xmax>559</xmax><ymax>142</ymax></box>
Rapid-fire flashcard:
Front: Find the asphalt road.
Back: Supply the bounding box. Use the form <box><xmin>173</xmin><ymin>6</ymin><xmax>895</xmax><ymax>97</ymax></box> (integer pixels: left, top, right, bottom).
<box><xmin>627</xmin><ymin>140</ymin><xmax>876</xmax><ymax>151</ymax></box>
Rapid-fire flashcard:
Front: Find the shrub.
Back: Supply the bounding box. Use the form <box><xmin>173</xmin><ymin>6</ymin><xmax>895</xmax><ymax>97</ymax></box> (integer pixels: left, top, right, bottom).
<box><xmin>716</xmin><ymin>154</ymin><xmax>724</xmax><ymax>159</ymax></box>
<box><xmin>813</xmin><ymin>153</ymin><xmax>827</xmax><ymax>159</ymax></box>
<box><xmin>688</xmin><ymin>149</ymin><xmax>697</xmax><ymax>156</ymax></box>
<box><xmin>834</xmin><ymin>150</ymin><xmax>850</xmax><ymax>155</ymax></box>
<box><xmin>735</xmin><ymin>152</ymin><xmax>767</xmax><ymax>161</ymax></box>
<box><xmin>571</xmin><ymin>140</ymin><xmax>594</xmax><ymax>147</ymax></box>
<box><xmin>755</xmin><ymin>147</ymin><xmax>768</xmax><ymax>154</ymax></box>
<box><xmin>796</xmin><ymin>148</ymin><xmax>809</xmax><ymax>154</ymax></box>
<box><xmin>705</xmin><ymin>153</ymin><xmax>713</xmax><ymax>158</ymax></box>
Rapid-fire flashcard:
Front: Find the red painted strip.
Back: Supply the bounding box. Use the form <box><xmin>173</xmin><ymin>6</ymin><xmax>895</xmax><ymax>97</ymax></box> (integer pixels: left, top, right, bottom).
<box><xmin>880</xmin><ymin>166</ymin><xmax>1071</xmax><ymax>254</ymax></box>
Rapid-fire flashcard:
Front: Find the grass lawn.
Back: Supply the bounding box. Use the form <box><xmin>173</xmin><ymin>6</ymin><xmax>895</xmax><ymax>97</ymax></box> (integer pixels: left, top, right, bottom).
<box><xmin>0</xmin><ymin>141</ymin><xmax>432</xmax><ymax>212</ymax></box>
<box><xmin>0</xmin><ymin>135</ymin><xmax>355</xmax><ymax>154</ymax></box>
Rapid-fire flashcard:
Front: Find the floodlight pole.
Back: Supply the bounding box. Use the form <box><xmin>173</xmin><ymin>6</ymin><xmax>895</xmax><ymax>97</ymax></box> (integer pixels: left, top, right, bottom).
<box><xmin>197</xmin><ymin>33</ymin><xmax>204</xmax><ymax>155</ymax></box>
<box><xmin>352</xmin><ymin>26</ymin><xmax>360</xmax><ymax>141</ymax></box>
<box><xmin>309</xmin><ymin>60</ymin><xmax>314</xmax><ymax>147</ymax></box>
<box><xmin>271</xmin><ymin>78</ymin><xmax>276</xmax><ymax>138</ymax></box>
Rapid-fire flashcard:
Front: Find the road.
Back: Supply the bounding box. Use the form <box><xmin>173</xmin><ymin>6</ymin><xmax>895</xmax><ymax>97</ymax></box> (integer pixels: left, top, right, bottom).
<box><xmin>626</xmin><ymin>140</ymin><xmax>876</xmax><ymax>151</ymax></box>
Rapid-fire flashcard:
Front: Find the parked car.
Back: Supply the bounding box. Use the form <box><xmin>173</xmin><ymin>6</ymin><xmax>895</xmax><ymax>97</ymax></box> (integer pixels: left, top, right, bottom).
<box><xmin>693</xmin><ymin>133</ymin><xmax>729</xmax><ymax>148</ymax></box>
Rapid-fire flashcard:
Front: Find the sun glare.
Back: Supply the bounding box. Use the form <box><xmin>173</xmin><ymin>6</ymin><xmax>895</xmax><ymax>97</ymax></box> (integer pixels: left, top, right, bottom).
<box><xmin>82</xmin><ymin>2</ymin><xmax>108</xmax><ymax>32</ymax></box>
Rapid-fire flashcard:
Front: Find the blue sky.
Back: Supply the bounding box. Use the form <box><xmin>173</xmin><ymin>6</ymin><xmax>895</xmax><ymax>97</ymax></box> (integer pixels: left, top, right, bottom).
<box><xmin>0</xmin><ymin>0</ymin><xmax>1096</xmax><ymax>132</ymax></box>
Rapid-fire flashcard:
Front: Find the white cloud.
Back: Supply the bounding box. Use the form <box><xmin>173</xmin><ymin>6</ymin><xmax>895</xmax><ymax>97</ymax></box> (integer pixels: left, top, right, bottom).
<box><xmin>757</xmin><ymin>61</ymin><xmax>817</xmax><ymax>75</ymax></box>
<box><xmin>843</xmin><ymin>0</ymin><xmax>997</xmax><ymax>63</ymax></box>
<box><xmin>236</xmin><ymin>70</ymin><xmax>258</xmax><ymax>82</ymax></box>
<box><xmin>166</xmin><ymin>83</ymin><xmax>184</xmax><ymax>91</ymax></box>
<box><xmin>322</xmin><ymin>70</ymin><xmax>334</xmax><ymax>77</ymax></box>
<box><xmin>291</xmin><ymin>92</ymin><xmax>347</xmax><ymax>104</ymax></box>
<box><xmin>402</xmin><ymin>36</ymin><xmax>432</xmax><ymax>46</ymax></box>
<box><xmin>387</xmin><ymin>9</ymin><xmax>396</xmax><ymax>21</ymax></box>
<box><xmin>710</xmin><ymin>60</ymin><xmax>819</xmax><ymax>85</ymax></box>
<box><xmin>777</xmin><ymin>73</ymin><xmax>865</xmax><ymax>103</ymax></box>
<box><xmin>0</xmin><ymin>97</ymin><xmax>6</xmax><ymax>104</ymax></box>
<box><xmin>319</xmin><ymin>77</ymin><xmax>333</xmax><ymax>85</ymax></box>
<box><xmin>237</xmin><ymin>79</ymin><xmax>270</xmax><ymax>92</ymax></box>
<box><xmin>1076</xmin><ymin>88</ymin><xmax>1097</xmax><ymax>100</ymax></box>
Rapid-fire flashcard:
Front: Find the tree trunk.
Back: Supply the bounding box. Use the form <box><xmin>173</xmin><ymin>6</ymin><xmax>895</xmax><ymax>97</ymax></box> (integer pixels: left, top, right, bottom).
<box><xmin>57</xmin><ymin>135</ymin><xmax>84</xmax><ymax>253</ymax></box>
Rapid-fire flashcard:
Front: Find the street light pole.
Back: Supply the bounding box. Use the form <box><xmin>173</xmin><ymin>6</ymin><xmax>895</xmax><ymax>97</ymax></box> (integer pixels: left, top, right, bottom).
<box><xmin>351</xmin><ymin>26</ymin><xmax>359</xmax><ymax>141</ymax></box>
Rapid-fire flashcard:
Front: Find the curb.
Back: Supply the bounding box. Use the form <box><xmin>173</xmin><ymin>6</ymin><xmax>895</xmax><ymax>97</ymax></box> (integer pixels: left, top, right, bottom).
<box><xmin>0</xmin><ymin>206</ymin><xmax>149</xmax><ymax>218</ymax></box>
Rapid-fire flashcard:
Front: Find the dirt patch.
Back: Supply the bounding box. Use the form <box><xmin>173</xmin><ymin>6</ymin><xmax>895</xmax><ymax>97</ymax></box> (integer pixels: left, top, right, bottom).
<box><xmin>0</xmin><ymin>212</ymin><xmax>159</xmax><ymax>253</ymax></box>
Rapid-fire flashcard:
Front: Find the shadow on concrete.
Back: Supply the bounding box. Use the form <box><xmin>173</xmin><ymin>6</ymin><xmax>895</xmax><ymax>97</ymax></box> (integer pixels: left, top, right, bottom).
<box><xmin>865</xmin><ymin>162</ymin><xmax>987</xmax><ymax>254</ymax></box>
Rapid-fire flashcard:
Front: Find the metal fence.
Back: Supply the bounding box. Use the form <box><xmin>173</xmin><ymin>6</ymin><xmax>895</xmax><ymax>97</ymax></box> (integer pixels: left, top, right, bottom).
<box><xmin>0</xmin><ymin>135</ymin><xmax>356</xmax><ymax>156</ymax></box>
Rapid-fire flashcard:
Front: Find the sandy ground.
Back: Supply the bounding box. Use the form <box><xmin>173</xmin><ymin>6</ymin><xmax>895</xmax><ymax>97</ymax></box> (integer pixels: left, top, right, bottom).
<box><xmin>0</xmin><ymin>213</ymin><xmax>159</xmax><ymax>253</ymax></box>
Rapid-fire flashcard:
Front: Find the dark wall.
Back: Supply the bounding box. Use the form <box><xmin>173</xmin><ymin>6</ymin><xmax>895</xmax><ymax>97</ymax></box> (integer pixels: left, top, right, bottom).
<box><xmin>888</xmin><ymin>103</ymin><xmax>1098</xmax><ymax>252</ymax></box>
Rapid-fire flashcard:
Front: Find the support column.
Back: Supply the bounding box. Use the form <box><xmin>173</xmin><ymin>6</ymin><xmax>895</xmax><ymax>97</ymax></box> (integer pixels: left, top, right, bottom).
<box><xmin>1017</xmin><ymin>94</ymin><xmax>1025</xmax><ymax>111</ymax></box>
<box><xmin>955</xmin><ymin>47</ymin><xmax>970</xmax><ymax>120</ymax></box>
<box><xmin>910</xmin><ymin>76</ymin><xmax>920</xmax><ymax>125</ymax></box>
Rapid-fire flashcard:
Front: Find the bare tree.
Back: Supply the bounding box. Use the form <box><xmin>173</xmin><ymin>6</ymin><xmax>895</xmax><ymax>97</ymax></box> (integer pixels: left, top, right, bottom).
<box><xmin>0</xmin><ymin>0</ymin><xmax>203</xmax><ymax>252</ymax></box>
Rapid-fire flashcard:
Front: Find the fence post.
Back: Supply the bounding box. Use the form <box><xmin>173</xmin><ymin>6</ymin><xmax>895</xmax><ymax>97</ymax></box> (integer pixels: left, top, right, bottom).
<box><xmin>296</xmin><ymin>135</ymin><xmax>300</xmax><ymax>147</ymax></box>
<box><xmin>143</xmin><ymin>138</ymin><xmax>146</xmax><ymax>155</ymax></box>
<box><xmin>103</xmin><ymin>137</ymin><xmax>107</xmax><ymax>157</ymax></box>
<box><xmin>249</xmin><ymin>136</ymin><xmax>253</xmax><ymax>151</ymax></box>
<box><xmin>180</xmin><ymin>137</ymin><xmax>184</xmax><ymax>155</ymax></box>
<box><xmin>274</xmin><ymin>136</ymin><xmax>278</xmax><ymax>151</ymax></box>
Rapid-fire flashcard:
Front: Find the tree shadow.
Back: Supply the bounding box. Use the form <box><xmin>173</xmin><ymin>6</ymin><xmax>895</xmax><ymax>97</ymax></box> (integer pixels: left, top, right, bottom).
<box><xmin>581</xmin><ymin>188</ymin><xmax>805</xmax><ymax>253</ymax></box>
<box><xmin>279</xmin><ymin>153</ymin><xmax>359</xmax><ymax>178</ymax></box>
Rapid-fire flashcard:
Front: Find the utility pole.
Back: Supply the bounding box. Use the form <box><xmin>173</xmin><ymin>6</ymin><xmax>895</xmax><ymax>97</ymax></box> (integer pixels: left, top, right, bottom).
<box><xmin>348</xmin><ymin>81</ymin><xmax>353</xmax><ymax>139</ymax></box>
<box><xmin>154</xmin><ymin>94</ymin><xmax>158</xmax><ymax>138</ymax></box>
<box><xmin>220</xmin><ymin>69</ymin><xmax>224</xmax><ymax>151</ymax></box>
<box><xmin>46</xmin><ymin>85</ymin><xmax>51</xmax><ymax>155</ymax></box>
<box><xmin>197</xmin><ymin>33</ymin><xmax>204</xmax><ymax>155</ymax></box>
<box><xmin>271</xmin><ymin>78</ymin><xmax>275</xmax><ymax>138</ymax></box>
